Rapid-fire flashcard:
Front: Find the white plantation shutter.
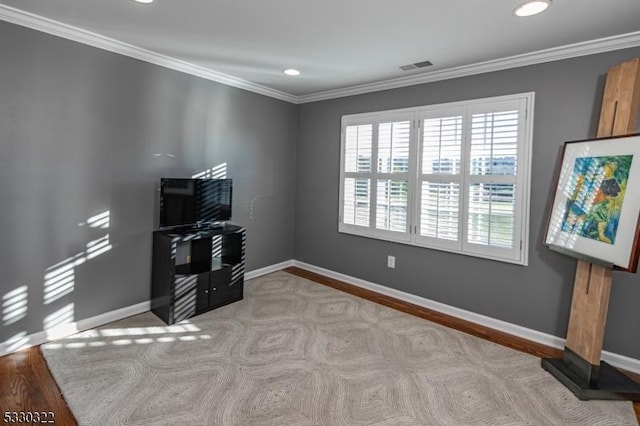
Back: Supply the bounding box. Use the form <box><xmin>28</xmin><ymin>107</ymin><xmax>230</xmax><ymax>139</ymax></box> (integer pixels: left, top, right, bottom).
<box><xmin>417</xmin><ymin>111</ymin><xmax>463</xmax><ymax>249</ymax></box>
<box><xmin>339</xmin><ymin>94</ymin><xmax>532</xmax><ymax>265</ymax></box>
<box><xmin>345</xmin><ymin>124</ymin><xmax>372</xmax><ymax>173</ymax></box>
<box><xmin>343</xmin><ymin>178</ymin><xmax>370</xmax><ymax>227</ymax></box>
<box><xmin>463</xmin><ymin>100</ymin><xmax>527</xmax><ymax>261</ymax></box>
<box><xmin>342</xmin><ymin>124</ymin><xmax>372</xmax><ymax>227</ymax></box>
<box><xmin>376</xmin><ymin>179</ymin><xmax>408</xmax><ymax>232</ymax></box>
<box><xmin>420</xmin><ymin>182</ymin><xmax>460</xmax><ymax>241</ymax></box>
<box><xmin>376</xmin><ymin>120</ymin><xmax>411</xmax><ymax>234</ymax></box>
<box><xmin>378</xmin><ymin>121</ymin><xmax>410</xmax><ymax>173</ymax></box>
<box><xmin>339</xmin><ymin>114</ymin><xmax>413</xmax><ymax>241</ymax></box>
<box><xmin>467</xmin><ymin>183</ymin><xmax>516</xmax><ymax>247</ymax></box>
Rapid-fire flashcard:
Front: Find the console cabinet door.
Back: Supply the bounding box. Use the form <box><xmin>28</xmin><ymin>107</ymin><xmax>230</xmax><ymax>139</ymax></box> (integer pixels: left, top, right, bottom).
<box><xmin>172</xmin><ymin>275</ymin><xmax>198</xmax><ymax>323</ymax></box>
<box><xmin>209</xmin><ymin>267</ymin><xmax>233</xmax><ymax>308</ymax></box>
<box><xmin>196</xmin><ymin>273</ymin><xmax>210</xmax><ymax>313</ymax></box>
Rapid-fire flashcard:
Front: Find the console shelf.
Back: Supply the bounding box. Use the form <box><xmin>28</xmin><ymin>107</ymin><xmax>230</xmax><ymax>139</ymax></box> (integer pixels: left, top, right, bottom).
<box><xmin>151</xmin><ymin>223</ymin><xmax>246</xmax><ymax>325</ymax></box>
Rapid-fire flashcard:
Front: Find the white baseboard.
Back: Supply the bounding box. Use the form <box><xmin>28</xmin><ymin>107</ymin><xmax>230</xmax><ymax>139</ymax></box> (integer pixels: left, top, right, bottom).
<box><xmin>245</xmin><ymin>260</ymin><xmax>295</xmax><ymax>280</ymax></box>
<box><xmin>292</xmin><ymin>260</ymin><xmax>640</xmax><ymax>375</ymax></box>
<box><xmin>0</xmin><ymin>301</ymin><xmax>150</xmax><ymax>357</ymax></box>
<box><xmin>0</xmin><ymin>260</ymin><xmax>294</xmax><ymax>357</ymax></box>
<box><xmin>5</xmin><ymin>259</ymin><xmax>639</xmax><ymax>376</ymax></box>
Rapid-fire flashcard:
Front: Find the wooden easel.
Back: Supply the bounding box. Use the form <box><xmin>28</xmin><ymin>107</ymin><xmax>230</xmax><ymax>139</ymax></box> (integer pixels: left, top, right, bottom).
<box><xmin>542</xmin><ymin>57</ymin><xmax>640</xmax><ymax>400</ymax></box>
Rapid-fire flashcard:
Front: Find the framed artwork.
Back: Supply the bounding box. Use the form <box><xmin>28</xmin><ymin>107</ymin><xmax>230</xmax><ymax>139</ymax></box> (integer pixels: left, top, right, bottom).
<box><xmin>545</xmin><ymin>133</ymin><xmax>640</xmax><ymax>272</ymax></box>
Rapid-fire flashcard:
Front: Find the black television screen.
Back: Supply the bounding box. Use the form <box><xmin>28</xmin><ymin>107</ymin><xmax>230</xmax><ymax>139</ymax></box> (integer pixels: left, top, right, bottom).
<box><xmin>159</xmin><ymin>178</ymin><xmax>232</xmax><ymax>228</ymax></box>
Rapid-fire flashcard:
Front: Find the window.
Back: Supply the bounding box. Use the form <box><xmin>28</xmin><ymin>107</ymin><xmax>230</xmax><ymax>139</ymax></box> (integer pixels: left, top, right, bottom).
<box><xmin>339</xmin><ymin>93</ymin><xmax>533</xmax><ymax>265</ymax></box>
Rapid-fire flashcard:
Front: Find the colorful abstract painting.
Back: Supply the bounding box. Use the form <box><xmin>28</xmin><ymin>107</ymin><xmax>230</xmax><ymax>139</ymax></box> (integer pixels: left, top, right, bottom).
<box><xmin>561</xmin><ymin>155</ymin><xmax>633</xmax><ymax>245</ymax></box>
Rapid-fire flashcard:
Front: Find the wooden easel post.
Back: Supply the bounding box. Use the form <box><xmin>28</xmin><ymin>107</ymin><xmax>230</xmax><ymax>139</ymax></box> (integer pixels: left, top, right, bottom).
<box><xmin>542</xmin><ymin>57</ymin><xmax>640</xmax><ymax>400</ymax></box>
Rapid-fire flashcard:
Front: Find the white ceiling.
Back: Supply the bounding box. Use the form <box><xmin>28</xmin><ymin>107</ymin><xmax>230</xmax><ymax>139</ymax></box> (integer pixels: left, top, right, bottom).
<box><xmin>1</xmin><ymin>0</ymin><xmax>640</xmax><ymax>102</ymax></box>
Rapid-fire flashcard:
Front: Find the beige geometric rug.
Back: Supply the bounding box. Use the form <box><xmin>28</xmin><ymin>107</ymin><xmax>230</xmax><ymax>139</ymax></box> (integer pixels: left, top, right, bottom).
<box><xmin>42</xmin><ymin>271</ymin><xmax>637</xmax><ymax>425</ymax></box>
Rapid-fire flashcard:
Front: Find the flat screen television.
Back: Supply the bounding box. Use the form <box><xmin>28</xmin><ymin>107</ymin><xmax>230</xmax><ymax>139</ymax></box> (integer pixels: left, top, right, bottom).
<box><xmin>159</xmin><ymin>178</ymin><xmax>232</xmax><ymax>229</ymax></box>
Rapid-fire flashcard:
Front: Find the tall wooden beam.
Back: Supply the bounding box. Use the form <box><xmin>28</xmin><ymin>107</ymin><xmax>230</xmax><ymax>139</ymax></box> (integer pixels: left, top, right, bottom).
<box><xmin>542</xmin><ymin>57</ymin><xmax>640</xmax><ymax>400</ymax></box>
<box><xmin>597</xmin><ymin>58</ymin><xmax>640</xmax><ymax>138</ymax></box>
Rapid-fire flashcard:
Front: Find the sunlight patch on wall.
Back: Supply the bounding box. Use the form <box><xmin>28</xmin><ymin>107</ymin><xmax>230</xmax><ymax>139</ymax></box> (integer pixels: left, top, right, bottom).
<box><xmin>2</xmin><ymin>285</ymin><xmax>28</xmax><ymax>326</ymax></box>
<box><xmin>4</xmin><ymin>332</ymin><xmax>28</xmax><ymax>353</ymax></box>
<box><xmin>85</xmin><ymin>210</ymin><xmax>112</xmax><ymax>259</ymax></box>
<box><xmin>86</xmin><ymin>235</ymin><xmax>112</xmax><ymax>260</ymax></box>
<box><xmin>87</xmin><ymin>211</ymin><xmax>110</xmax><ymax>229</ymax></box>
<box><xmin>192</xmin><ymin>162</ymin><xmax>227</xmax><ymax>179</ymax></box>
<box><xmin>4</xmin><ymin>207</ymin><xmax>120</xmax><ymax>353</ymax></box>
<box><xmin>45</xmin><ymin>210</ymin><xmax>112</xmax><ymax>306</ymax></box>
<box><xmin>44</xmin><ymin>303</ymin><xmax>76</xmax><ymax>339</ymax></box>
<box><xmin>44</xmin><ymin>255</ymin><xmax>85</xmax><ymax>305</ymax></box>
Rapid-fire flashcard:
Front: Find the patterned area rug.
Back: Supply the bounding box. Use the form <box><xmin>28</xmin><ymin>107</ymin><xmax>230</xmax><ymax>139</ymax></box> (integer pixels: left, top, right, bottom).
<box><xmin>42</xmin><ymin>271</ymin><xmax>637</xmax><ymax>425</ymax></box>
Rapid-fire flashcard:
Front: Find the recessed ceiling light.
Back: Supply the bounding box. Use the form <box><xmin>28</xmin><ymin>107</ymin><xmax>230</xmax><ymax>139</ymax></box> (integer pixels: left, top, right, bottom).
<box><xmin>134</xmin><ymin>0</ymin><xmax>154</xmax><ymax>4</ymax></box>
<box><xmin>514</xmin><ymin>0</ymin><xmax>551</xmax><ymax>17</ymax></box>
<box><xmin>283</xmin><ymin>69</ymin><xmax>300</xmax><ymax>76</ymax></box>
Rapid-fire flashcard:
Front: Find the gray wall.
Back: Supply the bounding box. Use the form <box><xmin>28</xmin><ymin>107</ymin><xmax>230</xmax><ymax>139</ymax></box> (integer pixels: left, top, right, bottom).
<box><xmin>295</xmin><ymin>47</ymin><xmax>640</xmax><ymax>359</ymax></box>
<box><xmin>2</xmin><ymin>16</ymin><xmax>640</xmax><ymax>362</ymax></box>
<box><xmin>0</xmin><ymin>21</ymin><xmax>297</xmax><ymax>344</ymax></box>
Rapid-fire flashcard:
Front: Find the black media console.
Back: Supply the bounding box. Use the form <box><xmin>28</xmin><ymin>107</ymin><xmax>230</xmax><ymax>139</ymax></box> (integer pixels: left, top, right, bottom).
<box><xmin>150</xmin><ymin>223</ymin><xmax>245</xmax><ymax>325</ymax></box>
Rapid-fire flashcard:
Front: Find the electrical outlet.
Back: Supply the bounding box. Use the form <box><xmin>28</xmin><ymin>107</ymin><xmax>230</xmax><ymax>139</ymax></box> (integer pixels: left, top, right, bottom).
<box><xmin>387</xmin><ymin>255</ymin><xmax>395</xmax><ymax>268</ymax></box>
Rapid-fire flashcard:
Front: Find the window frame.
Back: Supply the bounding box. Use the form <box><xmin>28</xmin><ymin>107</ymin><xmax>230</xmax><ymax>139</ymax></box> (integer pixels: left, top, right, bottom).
<box><xmin>339</xmin><ymin>110</ymin><xmax>416</xmax><ymax>244</ymax></box>
<box><xmin>338</xmin><ymin>93</ymin><xmax>534</xmax><ymax>265</ymax></box>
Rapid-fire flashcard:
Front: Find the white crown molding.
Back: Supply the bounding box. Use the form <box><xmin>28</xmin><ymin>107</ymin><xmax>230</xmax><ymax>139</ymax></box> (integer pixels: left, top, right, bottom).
<box><xmin>1</xmin><ymin>4</ymin><xmax>640</xmax><ymax>105</ymax></box>
<box><xmin>0</xmin><ymin>4</ymin><xmax>297</xmax><ymax>104</ymax></box>
<box><xmin>297</xmin><ymin>31</ymin><xmax>640</xmax><ymax>104</ymax></box>
<box><xmin>291</xmin><ymin>260</ymin><xmax>640</xmax><ymax>374</ymax></box>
